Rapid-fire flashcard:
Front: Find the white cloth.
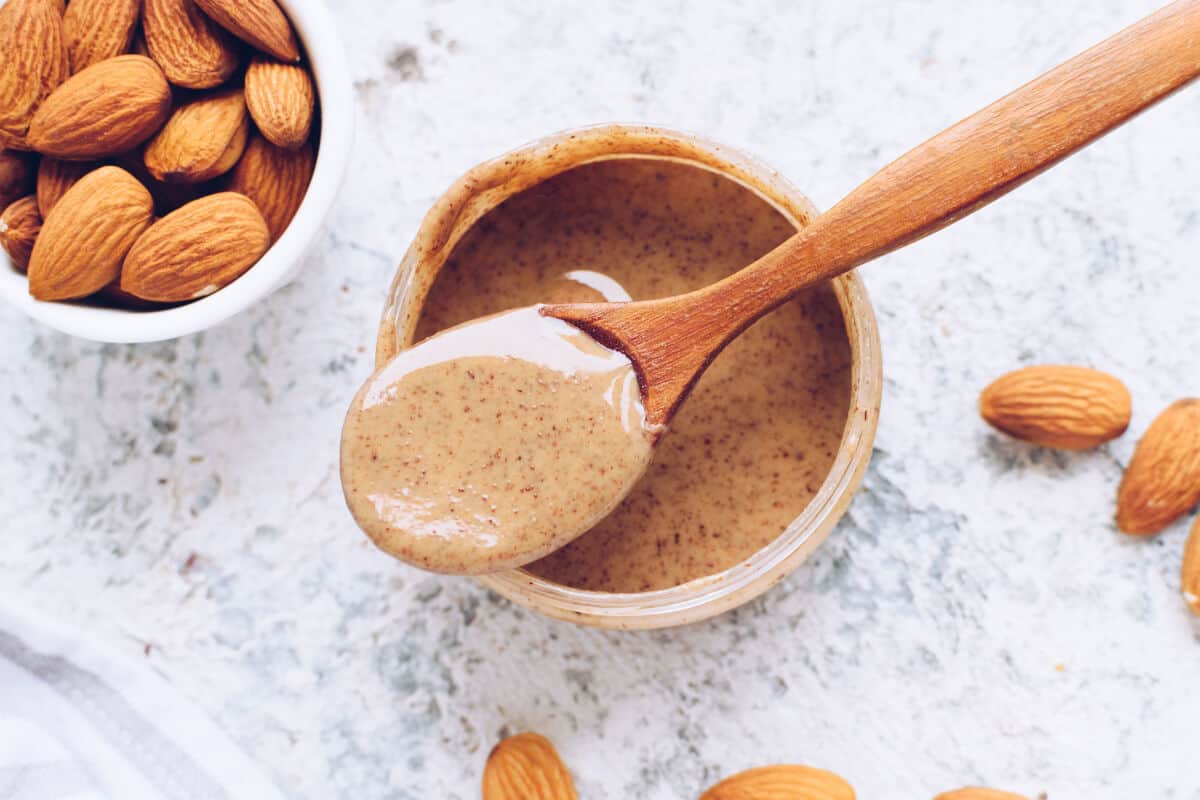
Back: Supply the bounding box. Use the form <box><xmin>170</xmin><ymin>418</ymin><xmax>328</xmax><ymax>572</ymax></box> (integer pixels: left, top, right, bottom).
<box><xmin>0</xmin><ymin>600</ymin><xmax>284</xmax><ymax>800</ymax></box>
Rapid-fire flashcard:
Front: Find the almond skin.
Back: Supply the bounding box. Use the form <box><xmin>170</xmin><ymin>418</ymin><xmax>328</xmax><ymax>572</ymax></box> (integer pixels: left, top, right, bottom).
<box><xmin>482</xmin><ymin>733</ymin><xmax>578</xmax><ymax>800</ymax></box>
<box><xmin>144</xmin><ymin>87</ymin><xmax>248</xmax><ymax>183</ymax></box>
<box><xmin>28</xmin><ymin>55</ymin><xmax>172</xmax><ymax>160</ymax></box>
<box><xmin>0</xmin><ymin>0</ymin><xmax>70</xmax><ymax>149</ymax></box>
<box><xmin>193</xmin><ymin>0</ymin><xmax>300</xmax><ymax>62</ymax></box>
<box><xmin>980</xmin><ymin>365</ymin><xmax>1132</xmax><ymax>450</ymax></box>
<box><xmin>121</xmin><ymin>192</ymin><xmax>269</xmax><ymax>301</ymax></box>
<box><xmin>63</xmin><ymin>0</ymin><xmax>142</xmax><ymax>73</ymax></box>
<box><xmin>701</xmin><ymin>765</ymin><xmax>855</xmax><ymax>800</ymax></box>
<box><xmin>934</xmin><ymin>789</ymin><xmax>1029</xmax><ymax>800</ymax></box>
<box><xmin>244</xmin><ymin>55</ymin><xmax>315</xmax><ymax>150</ymax></box>
<box><xmin>143</xmin><ymin>0</ymin><xmax>239</xmax><ymax>89</ymax></box>
<box><xmin>1117</xmin><ymin>399</ymin><xmax>1200</xmax><ymax>535</ymax></box>
<box><xmin>0</xmin><ymin>149</ymin><xmax>37</xmax><ymax>210</ymax></box>
<box><xmin>1183</xmin><ymin>516</ymin><xmax>1200</xmax><ymax>616</ymax></box>
<box><xmin>27</xmin><ymin>166</ymin><xmax>154</xmax><ymax>300</ymax></box>
<box><xmin>1</xmin><ymin>195</ymin><xmax>42</xmax><ymax>271</ymax></box>
<box><xmin>227</xmin><ymin>134</ymin><xmax>313</xmax><ymax>242</ymax></box>
<box><xmin>37</xmin><ymin>157</ymin><xmax>95</xmax><ymax>216</ymax></box>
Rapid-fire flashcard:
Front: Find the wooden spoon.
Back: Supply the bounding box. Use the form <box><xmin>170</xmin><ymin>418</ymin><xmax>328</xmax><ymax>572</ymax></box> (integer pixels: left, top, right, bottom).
<box><xmin>545</xmin><ymin>1</ymin><xmax>1200</xmax><ymax>430</ymax></box>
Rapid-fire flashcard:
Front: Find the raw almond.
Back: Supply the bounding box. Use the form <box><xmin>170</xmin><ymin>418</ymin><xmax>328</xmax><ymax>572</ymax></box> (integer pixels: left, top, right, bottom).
<box><xmin>144</xmin><ymin>87</ymin><xmax>248</xmax><ymax>183</ymax></box>
<box><xmin>701</xmin><ymin>765</ymin><xmax>855</xmax><ymax>800</ymax></box>
<box><xmin>63</xmin><ymin>0</ymin><xmax>141</xmax><ymax>72</ymax></box>
<box><xmin>121</xmin><ymin>192</ymin><xmax>269</xmax><ymax>301</ymax></box>
<box><xmin>143</xmin><ymin>0</ymin><xmax>239</xmax><ymax>89</ymax></box>
<box><xmin>0</xmin><ymin>0</ymin><xmax>70</xmax><ymax>149</ymax></box>
<box><xmin>1183</xmin><ymin>516</ymin><xmax>1200</xmax><ymax>616</ymax></box>
<box><xmin>37</xmin><ymin>157</ymin><xmax>95</xmax><ymax>216</ymax></box>
<box><xmin>934</xmin><ymin>789</ymin><xmax>1029</xmax><ymax>800</ymax></box>
<box><xmin>979</xmin><ymin>365</ymin><xmax>1131</xmax><ymax>450</ymax></box>
<box><xmin>0</xmin><ymin>149</ymin><xmax>37</xmax><ymax>209</ymax></box>
<box><xmin>193</xmin><ymin>0</ymin><xmax>299</xmax><ymax>62</ymax></box>
<box><xmin>27</xmin><ymin>166</ymin><xmax>154</xmax><ymax>300</ymax></box>
<box><xmin>482</xmin><ymin>733</ymin><xmax>578</xmax><ymax>800</ymax></box>
<box><xmin>244</xmin><ymin>55</ymin><xmax>315</xmax><ymax>150</ymax></box>
<box><xmin>227</xmin><ymin>134</ymin><xmax>313</xmax><ymax>241</ymax></box>
<box><xmin>0</xmin><ymin>195</ymin><xmax>42</xmax><ymax>271</ymax></box>
<box><xmin>28</xmin><ymin>55</ymin><xmax>172</xmax><ymax>160</ymax></box>
<box><xmin>1117</xmin><ymin>399</ymin><xmax>1200</xmax><ymax>535</ymax></box>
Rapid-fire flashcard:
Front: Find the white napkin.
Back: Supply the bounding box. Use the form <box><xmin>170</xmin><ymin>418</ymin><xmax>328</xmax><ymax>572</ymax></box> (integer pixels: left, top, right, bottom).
<box><xmin>0</xmin><ymin>599</ymin><xmax>285</xmax><ymax>800</ymax></box>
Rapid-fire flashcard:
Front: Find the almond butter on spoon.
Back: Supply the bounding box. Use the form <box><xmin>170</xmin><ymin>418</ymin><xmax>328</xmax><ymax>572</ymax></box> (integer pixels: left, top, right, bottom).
<box><xmin>342</xmin><ymin>5</ymin><xmax>1200</xmax><ymax>576</ymax></box>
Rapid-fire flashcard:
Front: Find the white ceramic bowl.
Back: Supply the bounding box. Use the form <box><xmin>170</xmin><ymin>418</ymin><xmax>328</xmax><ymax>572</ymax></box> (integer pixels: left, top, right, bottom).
<box><xmin>0</xmin><ymin>0</ymin><xmax>353</xmax><ymax>343</ymax></box>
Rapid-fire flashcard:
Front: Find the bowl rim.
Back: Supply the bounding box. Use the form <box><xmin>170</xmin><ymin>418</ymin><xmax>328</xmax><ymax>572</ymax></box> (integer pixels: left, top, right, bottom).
<box><xmin>379</xmin><ymin>124</ymin><xmax>884</xmax><ymax>630</ymax></box>
<box><xmin>0</xmin><ymin>0</ymin><xmax>353</xmax><ymax>344</ymax></box>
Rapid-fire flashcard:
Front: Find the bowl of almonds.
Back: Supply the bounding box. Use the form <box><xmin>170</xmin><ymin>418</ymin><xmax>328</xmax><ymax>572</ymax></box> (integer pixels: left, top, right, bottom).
<box><xmin>0</xmin><ymin>0</ymin><xmax>351</xmax><ymax>343</ymax></box>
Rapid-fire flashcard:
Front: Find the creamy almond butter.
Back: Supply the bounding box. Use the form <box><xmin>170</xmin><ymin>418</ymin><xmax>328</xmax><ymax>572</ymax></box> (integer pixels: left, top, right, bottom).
<box><xmin>341</xmin><ymin>306</ymin><xmax>654</xmax><ymax>574</ymax></box>
<box><xmin>410</xmin><ymin>157</ymin><xmax>853</xmax><ymax>592</ymax></box>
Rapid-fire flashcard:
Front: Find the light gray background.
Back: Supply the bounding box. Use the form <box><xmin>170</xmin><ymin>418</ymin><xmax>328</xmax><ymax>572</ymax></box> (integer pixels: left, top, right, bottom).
<box><xmin>2</xmin><ymin>1</ymin><xmax>1199</xmax><ymax>797</ymax></box>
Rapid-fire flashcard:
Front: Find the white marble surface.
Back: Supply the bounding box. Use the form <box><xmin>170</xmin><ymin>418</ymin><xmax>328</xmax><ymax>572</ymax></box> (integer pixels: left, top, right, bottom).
<box><xmin>3</xmin><ymin>1</ymin><xmax>1199</xmax><ymax>797</ymax></box>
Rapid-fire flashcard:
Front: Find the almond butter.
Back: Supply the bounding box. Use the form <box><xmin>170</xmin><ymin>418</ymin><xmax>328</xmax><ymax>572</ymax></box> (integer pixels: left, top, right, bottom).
<box><xmin>121</xmin><ymin>192</ymin><xmax>269</xmax><ymax>301</ymax></box>
<box><xmin>193</xmin><ymin>0</ymin><xmax>300</xmax><ymax>62</ymax></box>
<box><xmin>63</xmin><ymin>0</ymin><xmax>141</xmax><ymax>72</ymax></box>
<box><xmin>143</xmin><ymin>0</ymin><xmax>239</xmax><ymax>89</ymax></box>
<box><xmin>1</xmin><ymin>195</ymin><xmax>42</xmax><ymax>271</ymax></box>
<box><xmin>37</xmin><ymin>157</ymin><xmax>95</xmax><ymax>216</ymax></box>
<box><xmin>244</xmin><ymin>55</ymin><xmax>315</xmax><ymax>150</ymax></box>
<box><xmin>28</xmin><ymin>55</ymin><xmax>172</xmax><ymax>160</ymax></box>
<box><xmin>1117</xmin><ymin>399</ymin><xmax>1200</xmax><ymax>535</ymax></box>
<box><xmin>934</xmin><ymin>789</ymin><xmax>1029</xmax><ymax>800</ymax></box>
<box><xmin>227</xmin><ymin>134</ymin><xmax>313</xmax><ymax>242</ymax></box>
<box><xmin>482</xmin><ymin>733</ymin><xmax>578</xmax><ymax>800</ymax></box>
<box><xmin>979</xmin><ymin>365</ymin><xmax>1131</xmax><ymax>450</ymax></box>
<box><xmin>1183</xmin><ymin>516</ymin><xmax>1200</xmax><ymax>616</ymax></box>
<box><xmin>0</xmin><ymin>0</ymin><xmax>70</xmax><ymax>149</ymax></box>
<box><xmin>0</xmin><ymin>149</ymin><xmax>37</xmax><ymax>209</ymax></box>
<box><xmin>144</xmin><ymin>87</ymin><xmax>248</xmax><ymax>183</ymax></box>
<box><xmin>27</xmin><ymin>166</ymin><xmax>154</xmax><ymax>300</ymax></box>
<box><xmin>702</xmin><ymin>765</ymin><xmax>855</xmax><ymax>800</ymax></box>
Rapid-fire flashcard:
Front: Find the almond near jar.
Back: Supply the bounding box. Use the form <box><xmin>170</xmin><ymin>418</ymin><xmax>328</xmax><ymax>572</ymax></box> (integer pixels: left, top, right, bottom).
<box><xmin>376</xmin><ymin>125</ymin><xmax>882</xmax><ymax>629</ymax></box>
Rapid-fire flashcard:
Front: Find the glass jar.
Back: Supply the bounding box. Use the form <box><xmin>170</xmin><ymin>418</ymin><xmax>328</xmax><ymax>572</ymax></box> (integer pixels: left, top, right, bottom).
<box><xmin>376</xmin><ymin>124</ymin><xmax>882</xmax><ymax>630</ymax></box>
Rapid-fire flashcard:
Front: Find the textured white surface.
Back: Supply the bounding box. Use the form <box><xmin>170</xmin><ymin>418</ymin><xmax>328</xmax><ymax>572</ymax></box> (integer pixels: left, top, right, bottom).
<box><xmin>2</xmin><ymin>1</ymin><xmax>1199</xmax><ymax>797</ymax></box>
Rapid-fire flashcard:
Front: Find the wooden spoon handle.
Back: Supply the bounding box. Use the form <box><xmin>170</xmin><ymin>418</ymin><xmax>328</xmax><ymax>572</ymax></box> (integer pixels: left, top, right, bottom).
<box><xmin>711</xmin><ymin>0</ymin><xmax>1200</xmax><ymax>323</ymax></box>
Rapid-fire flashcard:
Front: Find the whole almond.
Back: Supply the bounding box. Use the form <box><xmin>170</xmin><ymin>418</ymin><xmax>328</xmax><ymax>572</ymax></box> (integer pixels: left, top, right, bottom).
<box><xmin>1</xmin><ymin>195</ymin><xmax>42</xmax><ymax>271</ymax></box>
<box><xmin>0</xmin><ymin>0</ymin><xmax>70</xmax><ymax>149</ymax></box>
<box><xmin>121</xmin><ymin>192</ymin><xmax>269</xmax><ymax>301</ymax></box>
<box><xmin>144</xmin><ymin>87</ymin><xmax>248</xmax><ymax>183</ymax></box>
<box><xmin>143</xmin><ymin>0</ymin><xmax>239</xmax><ymax>89</ymax></box>
<box><xmin>28</xmin><ymin>55</ymin><xmax>172</xmax><ymax>160</ymax></box>
<box><xmin>979</xmin><ymin>365</ymin><xmax>1131</xmax><ymax>450</ymax></box>
<box><xmin>934</xmin><ymin>789</ymin><xmax>1029</xmax><ymax>800</ymax></box>
<box><xmin>701</xmin><ymin>765</ymin><xmax>856</xmax><ymax>800</ymax></box>
<box><xmin>193</xmin><ymin>0</ymin><xmax>300</xmax><ymax>62</ymax></box>
<box><xmin>0</xmin><ymin>149</ymin><xmax>37</xmax><ymax>209</ymax></box>
<box><xmin>37</xmin><ymin>157</ymin><xmax>95</xmax><ymax>216</ymax></box>
<box><xmin>27</xmin><ymin>166</ymin><xmax>154</xmax><ymax>300</ymax></box>
<box><xmin>227</xmin><ymin>134</ymin><xmax>313</xmax><ymax>241</ymax></box>
<box><xmin>482</xmin><ymin>733</ymin><xmax>578</xmax><ymax>800</ymax></box>
<box><xmin>1183</xmin><ymin>516</ymin><xmax>1200</xmax><ymax>616</ymax></box>
<box><xmin>244</xmin><ymin>55</ymin><xmax>315</xmax><ymax>150</ymax></box>
<box><xmin>1117</xmin><ymin>399</ymin><xmax>1200</xmax><ymax>535</ymax></box>
<box><xmin>63</xmin><ymin>0</ymin><xmax>141</xmax><ymax>72</ymax></box>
